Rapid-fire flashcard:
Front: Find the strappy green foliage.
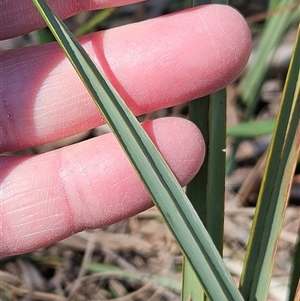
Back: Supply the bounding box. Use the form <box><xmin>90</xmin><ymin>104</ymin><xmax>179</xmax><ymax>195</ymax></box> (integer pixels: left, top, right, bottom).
<box><xmin>239</xmin><ymin>25</ymin><xmax>300</xmax><ymax>300</ymax></box>
<box><xmin>31</xmin><ymin>1</ymin><xmax>299</xmax><ymax>300</ymax></box>
<box><xmin>182</xmin><ymin>1</ymin><xmax>227</xmax><ymax>300</ymax></box>
<box><xmin>31</xmin><ymin>0</ymin><xmax>243</xmax><ymax>300</ymax></box>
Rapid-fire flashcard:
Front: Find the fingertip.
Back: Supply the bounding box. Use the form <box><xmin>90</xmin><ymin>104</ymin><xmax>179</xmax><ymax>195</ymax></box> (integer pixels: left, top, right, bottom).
<box><xmin>169</xmin><ymin>4</ymin><xmax>252</xmax><ymax>94</ymax></box>
<box><xmin>143</xmin><ymin>117</ymin><xmax>205</xmax><ymax>186</ymax></box>
<box><xmin>202</xmin><ymin>4</ymin><xmax>252</xmax><ymax>85</ymax></box>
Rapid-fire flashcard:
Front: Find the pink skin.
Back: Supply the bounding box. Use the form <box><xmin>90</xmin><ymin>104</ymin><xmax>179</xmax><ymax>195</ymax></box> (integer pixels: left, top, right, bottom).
<box><xmin>0</xmin><ymin>1</ymin><xmax>252</xmax><ymax>257</ymax></box>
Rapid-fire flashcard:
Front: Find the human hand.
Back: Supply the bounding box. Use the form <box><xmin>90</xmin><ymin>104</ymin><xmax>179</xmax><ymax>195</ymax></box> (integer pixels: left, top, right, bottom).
<box><xmin>0</xmin><ymin>0</ymin><xmax>251</xmax><ymax>257</ymax></box>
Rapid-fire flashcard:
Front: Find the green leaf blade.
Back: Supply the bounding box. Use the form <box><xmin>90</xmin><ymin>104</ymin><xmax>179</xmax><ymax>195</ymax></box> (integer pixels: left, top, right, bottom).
<box><xmin>31</xmin><ymin>0</ymin><xmax>244</xmax><ymax>300</ymax></box>
<box><xmin>239</xmin><ymin>24</ymin><xmax>300</xmax><ymax>301</ymax></box>
<box><xmin>227</xmin><ymin>119</ymin><xmax>276</xmax><ymax>138</ymax></box>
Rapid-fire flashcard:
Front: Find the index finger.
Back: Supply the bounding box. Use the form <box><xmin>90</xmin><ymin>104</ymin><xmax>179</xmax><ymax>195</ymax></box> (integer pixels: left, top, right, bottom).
<box><xmin>0</xmin><ymin>5</ymin><xmax>252</xmax><ymax>152</ymax></box>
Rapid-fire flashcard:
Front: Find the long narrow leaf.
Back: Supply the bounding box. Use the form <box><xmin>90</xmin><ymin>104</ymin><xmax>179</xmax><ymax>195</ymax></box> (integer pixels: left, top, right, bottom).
<box><xmin>182</xmin><ymin>1</ymin><xmax>227</xmax><ymax>300</ymax></box>
<box><xmin>31</xmin><ymin>0</ymin><xmax>244</xmax><ymax>300</ymax></box>
<box><xmin>227</xmin><ymin>119</ymin><xmax>276</xmax><ymax>138</ymax></box>
<box><xmin>239</xmin><ymin>24</ymin><xmax>300</xmax><ymax>300</ymax></box>
<box><xmin>184</xmin><ymin>90</ymin><xmax>227</xmax><ymax>301</ymax></box>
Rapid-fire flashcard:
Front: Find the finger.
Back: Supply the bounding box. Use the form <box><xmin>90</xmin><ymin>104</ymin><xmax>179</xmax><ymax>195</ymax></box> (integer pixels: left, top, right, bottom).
<box><xmin>0</xmin><ymin>0</ymin><xmax>145</xmax><ymax>39</ymax></box>
<box><xmin>0</xmin><ymin>117</ymin><xmax>205</xmax><ymax>257</ymax></box>
<box><xmin>1</xmin><ymin>5</ymin><xmax>251</xmax><ymax>152</ymax></box>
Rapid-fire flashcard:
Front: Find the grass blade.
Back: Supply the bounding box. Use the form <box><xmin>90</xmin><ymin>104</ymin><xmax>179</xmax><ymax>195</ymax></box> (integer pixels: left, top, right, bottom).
<box><xmin>227</xmin><ymin>119</ymin><xmax>276</xmax><ymax>138</ymax></box>
<box><xmin>182</xmin><ymin>1</ymin><xmax>227</xmax><ymax>300</ymax></box>
<box><xmin>31</xmin><ymin>0</ymin><xmax>244</xmax><ymax>300</ymax></box>
<box><xmin>188</xmin><ymin>89</ymin><xmax>227</xmax><ymax>254</ymax></box>
<box><xmin>183</xmin><ymin>90</ymin><xmax>227</xmax><ymax>301</ymax></box>
<box><xmin>239</xmin><ymin>24</ymin><xmax>300</xmax><ymax>300</ymax></box>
